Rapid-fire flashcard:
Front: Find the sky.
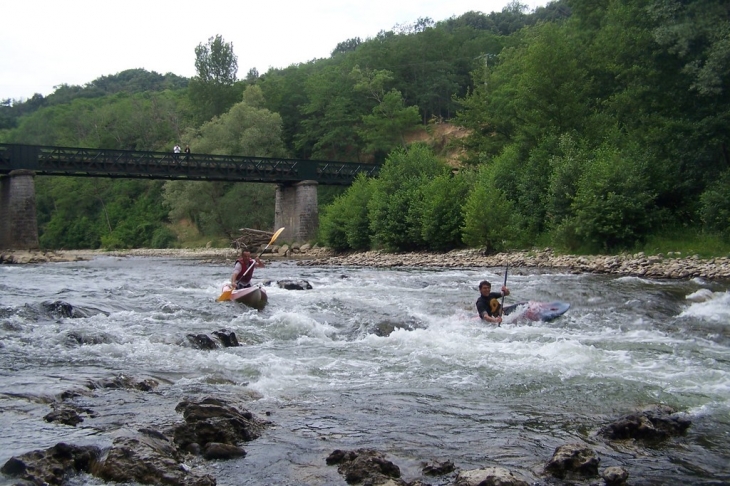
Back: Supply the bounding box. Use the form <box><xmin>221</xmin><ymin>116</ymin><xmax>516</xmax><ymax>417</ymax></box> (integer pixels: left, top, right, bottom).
<box><xmin>1</xmin><ymin>0</ymin><xmax>546</xmax><ymax>101</ymax></box>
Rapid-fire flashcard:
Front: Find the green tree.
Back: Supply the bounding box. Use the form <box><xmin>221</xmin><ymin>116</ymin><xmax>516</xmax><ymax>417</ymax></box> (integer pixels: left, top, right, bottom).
<box><xmin>420</xmin><ymin>169</ymin><xmax>472</xmax><ymax>250</ymax></box>
<box><xmin>319</xmin><ymin>174</ymin><xmax>374</xmax><ymax>251</ymax></box>
<box><xmin>296</xmin><ymin>63</ymin><xmax>365</xmax><ymax>161</ymax></box>
<box><xmin>318</xmin><ymin>195</ymin><xmax>351</xmax><ymax>251</ymax></box>
<box><xmin>461</xmin><ymin>163</ymin><xmax>524</xmax><ymax>252</ymax></box>
<box><xmin>351</xmin><ymin>66</ymin><xmax>421</xmax><ymax>153</ymax></box>
<box><xmin>570</xmin><ymin>141</ymin><xmax>656</xmax><ymax>252</ymax></box>
<box><xmin>258</xmin><ymin>63</ymin><xmax>315</xmax><ymax>157</ymax></box>
<box><xmin>185</xmin><ymin>85</ymin><xmax>286</xmax><ymax>157</ymax></box>
<box><xmin>163</xmin><ymin>86</ymin><xmax>284</xmax><ymax>238</ymax></box>
<box><xmin>649</xmin><ymin>0</ymin><xmax>730</xmax><ymax>97</ymax></box>
<box><xmin>700</xmin><ymin>169</ymin><xmax>730</xmax><ymax>239</ymax></box>
<box><xmin>37</xmin><ymin>177</ymin><xmax>171</xmax><ymax>249</ymax></box>
<box><xmin>188</xmin><ymin>35</ymin><xmax>242</xmax><ymax>124</ymax></box>
<box><xmin>368</xmin><ymin>144</ymin><xmax>450</xmax><ymax>250</ymax></box>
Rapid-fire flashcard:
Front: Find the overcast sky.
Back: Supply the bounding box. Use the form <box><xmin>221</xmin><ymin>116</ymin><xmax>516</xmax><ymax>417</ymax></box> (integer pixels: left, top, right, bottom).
<box><xmin>1</xmin><ymin>0</ymin><xmax>546</xmax><ymax>101</ymax></box>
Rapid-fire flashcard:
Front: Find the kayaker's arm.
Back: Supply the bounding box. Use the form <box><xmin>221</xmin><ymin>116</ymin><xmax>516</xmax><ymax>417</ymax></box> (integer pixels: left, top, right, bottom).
<box><xmin>230</xmin><ymin>262</ymin><xmax>242</xmax><ymax>286</ymax></box>
<box><xmin>481</xmin><ymin>312</ymin><xmax>502</xmax><ymax>325</ymax></box>
<box><xmin>476</xmin><ymin>298</ymin><xmax>502</xmax><ymax>325</ymax></box>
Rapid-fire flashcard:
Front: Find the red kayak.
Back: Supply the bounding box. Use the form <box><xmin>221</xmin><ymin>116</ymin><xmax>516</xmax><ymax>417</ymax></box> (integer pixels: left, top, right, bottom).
<box><xmin>220</xmin><ymin>284</ymin><xmax>268</xmax><ymax>310</ymax></box>
<box><xmin>503</xmin><ymin>301</ymin><xmax>570</xmax><ymax>322</ymax></box>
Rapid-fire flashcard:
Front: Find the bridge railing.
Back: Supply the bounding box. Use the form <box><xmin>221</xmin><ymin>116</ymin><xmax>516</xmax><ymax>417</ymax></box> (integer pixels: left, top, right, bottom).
<box><xmin>0</xmin><ymin>144</ymin><xmax>380</xmax><ymax>185</ymax></box>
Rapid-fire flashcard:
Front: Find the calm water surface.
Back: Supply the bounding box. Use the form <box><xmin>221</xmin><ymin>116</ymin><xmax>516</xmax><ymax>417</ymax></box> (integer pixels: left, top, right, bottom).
<box><xmin>1</xmin><ymin>256</ymin><xmax>729</xmax><ymax>485</ymax></box>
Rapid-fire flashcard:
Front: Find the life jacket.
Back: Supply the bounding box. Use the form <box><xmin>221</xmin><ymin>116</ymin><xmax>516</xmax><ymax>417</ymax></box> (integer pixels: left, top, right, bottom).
<box><xmin>234</xmin><ymin>258</ymin><xmax>254</xmax><ymax>284</ymax></box>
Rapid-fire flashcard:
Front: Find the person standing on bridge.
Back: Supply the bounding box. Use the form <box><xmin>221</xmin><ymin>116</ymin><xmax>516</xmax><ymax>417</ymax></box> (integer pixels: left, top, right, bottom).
<box><xmin>184</xmin><ymin>145</ymin><xmax>190</xmax><ymax>161</ymax></box>
<box><xmin>173</xmin><ymin>144</ymin><xmax>181</xmax><ymax>162</ymax></box>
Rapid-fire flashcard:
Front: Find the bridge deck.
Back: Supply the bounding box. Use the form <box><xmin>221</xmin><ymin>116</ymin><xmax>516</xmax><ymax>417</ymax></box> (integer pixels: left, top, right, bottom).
<box><xmin>0</xmin><ymin>144</ymin><xmax>379</xmax><ymax>185</ymax></box>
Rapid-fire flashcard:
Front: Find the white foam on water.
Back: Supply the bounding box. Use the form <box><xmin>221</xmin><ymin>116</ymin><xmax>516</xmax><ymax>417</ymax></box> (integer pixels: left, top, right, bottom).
<box><xmin>616</xmin><ymin>275</ymin><xmax>674</xmax><ymax>285</ymax></box>
<box><xmin>686</xmin><ymin>288</ymin><xmax>715</xmax><ymax>302</ymax></box>
<box><xmin>680</xmin><ymin>291</ymin><xmax>730</xmax><ymax>322</ymax></box>
<box><xmin>263</xmin><ymin>310</ymin><xmax>339</xmax><ymax>341</ymax></box>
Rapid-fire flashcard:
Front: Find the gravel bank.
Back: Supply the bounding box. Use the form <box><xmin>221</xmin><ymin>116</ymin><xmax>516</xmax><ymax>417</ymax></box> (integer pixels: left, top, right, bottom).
<box><xmin>3</xmin><ymin>247</ymin><xmax>730</xmax><ymax>281</ymax></box>
<box><xmin>301</xmin><ymin>248</ymin><xmax>730</xmax><ymax>281</ymax></box>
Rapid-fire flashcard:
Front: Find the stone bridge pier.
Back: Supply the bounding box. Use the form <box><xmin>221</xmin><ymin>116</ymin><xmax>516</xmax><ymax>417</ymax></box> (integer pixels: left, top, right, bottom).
<box><xmin>274</xmin><ymin>180</ymin><xmax>318</xmax><ymax>244</ymax></box>
<box><xmin>0</xmin><ymin>170</ymin><xmax>39</xmax><ymax>250</ymax></box>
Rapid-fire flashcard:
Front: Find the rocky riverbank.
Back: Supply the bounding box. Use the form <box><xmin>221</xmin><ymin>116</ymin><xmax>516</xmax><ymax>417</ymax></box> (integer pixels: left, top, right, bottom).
<box><xmin>302</xmin><ymin>248</ymin><xmax>730</xmax><ymax>281</ymax></box>
<box><xmin>2</xmin><ymin>246</ymin><xmax>730</xmax><ymax>280</ymax></box>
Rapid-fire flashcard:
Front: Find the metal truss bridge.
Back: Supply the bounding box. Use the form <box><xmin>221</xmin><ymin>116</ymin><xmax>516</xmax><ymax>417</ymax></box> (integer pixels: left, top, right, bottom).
<box><xmin>0</xmin><ymin>144</ymin><xmax>380</xmax><ymax>185</ymax></box>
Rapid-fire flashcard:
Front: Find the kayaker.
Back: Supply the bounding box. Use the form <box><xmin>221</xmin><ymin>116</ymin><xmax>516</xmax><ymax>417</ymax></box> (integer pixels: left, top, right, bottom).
<box><xmin>476</xmin><ymin>280</ymin><xmax>510</xmax><ymax>324</ymax></box>
<box><xmin>231</xmin><ymin>250</ymin><xmax>264</xmax><ymax>289</ymax></box>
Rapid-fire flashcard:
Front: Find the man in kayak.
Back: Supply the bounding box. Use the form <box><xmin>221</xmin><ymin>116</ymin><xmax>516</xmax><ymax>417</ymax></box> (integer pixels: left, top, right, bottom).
<box><xmin>230</xmin><ymin>249</ymin><xmax>264</xmax><ymax>289</ymax></box>
<box><xmin>476</xmin><ymin>280</ymin><xmax>510</xmax><ymax>324</ymax></box>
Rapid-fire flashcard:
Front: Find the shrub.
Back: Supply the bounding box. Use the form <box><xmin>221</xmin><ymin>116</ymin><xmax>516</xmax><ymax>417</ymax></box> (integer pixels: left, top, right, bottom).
<box><xmin>461</xmin><ymin>164</ymin><xmax>525</xmax><ymax>251</ymax></box>
<box><xmin>571</xmin><ymin>142</ymin><xmax>655</xmax><ymax>252</ymax></box>
<box><xmin>700</xmin><ymin>169</ymin><xmax>730</xmax><ymax>239</ymax></box>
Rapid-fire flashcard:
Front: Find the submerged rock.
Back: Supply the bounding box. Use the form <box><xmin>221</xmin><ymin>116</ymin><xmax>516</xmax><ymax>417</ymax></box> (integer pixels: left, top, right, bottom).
<box><xmin>262</xmin><ymin>279</ymin><xmax>313</xmax><ymax>290</ymax></box>
<box><xmin>39</xmin><ymin>300</ymin><xmax>108</xmax><ymax>319</ymax></box>
<box><xmin>326</xmin><ymin>448</ymin><xmax>403</xmax><ymax>485</ymax></box>
<box><xmin>544</xmin><ymin>443</ymin><xmax>600</xmax><ymax>479</ymax></box>
<box><xmin>599</xmin><ymin>405</ymin><xmax>691</xmax><ymax>442</ymax></box>
<box><xmin>172</xmin><ymin>397</ymin><xmax>269</xmax><ymax>454</ymax></box>
<box><xmin>212</xmin><ymin>329</ymin><xmax>240</xmax><ymax>347</ymax></box>
<box><xmin>44</xmin><ymin>406</ymin><xmax>85</xmax><ymax>426</ymax></box>
<box><xmin>455</xmin><ymin>466</ymin><xmax>530</xmax><ymax>486</ymax></box>
<box><xmin>91</xmin><ymin>432</ymin><xmax>215</xmax><ymax>486</ymax></box>
<box><xmin>202</xmin><ymin>442</ymin><xmax>246</xmax><ymax>460</ymax></box>
<box><xmin>86</xmin><ymin>374</ymin><xmax>159</xmax><ymax>392</ymax></box>
<box><xmin>1</xmin><ymin>442</ymin><xmax>100</xmax><ymax>485</ymax></box>
<box><xmin>602</xmin><ymin>466</ymin><xmax>630</xmax><ymax>485</ymax></box>
<box><xmin>187</xmin><ymin>333</ymin><xmax>219</xmax><ymax>350</ymax></box>
<box><xmin>421</xmin><ymin>459</ymin><xmax>455</xmax><ymax>476</ymax></box>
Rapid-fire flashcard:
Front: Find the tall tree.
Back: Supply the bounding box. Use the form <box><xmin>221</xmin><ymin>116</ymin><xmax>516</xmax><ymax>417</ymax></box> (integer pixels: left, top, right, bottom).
<box><xmin>163</xmin><ymin>86</ymin><xmax>285</xmax><ymax>238</ymax></box>
<box><xmin>188</xmin><ymin>35</ymin><xmax>242</xmax><ymax>124</ymax></box>
<box><xmin>296</xmin><ymin>63</ymin><xmax>364</xmax><ymax>161</ymax></box>
<box><xmin>351</xmin><ymin>66</ymin><xmax>420</xmax><ymax>153</ymax></box>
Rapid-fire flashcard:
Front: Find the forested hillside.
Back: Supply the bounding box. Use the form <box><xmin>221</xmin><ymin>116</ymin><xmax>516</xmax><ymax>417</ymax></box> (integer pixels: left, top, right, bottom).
<box><xmin>1</xmin><ymin>0</ymin><xmax>728</xmax><ymax>254</ymax></box>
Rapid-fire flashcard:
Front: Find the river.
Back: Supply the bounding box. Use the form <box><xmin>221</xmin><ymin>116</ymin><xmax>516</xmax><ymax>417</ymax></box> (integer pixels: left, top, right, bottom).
<box><xmin>1</xmin><ymin>256</ymin><xmax>729</xmax><ymax>485</ymax></box>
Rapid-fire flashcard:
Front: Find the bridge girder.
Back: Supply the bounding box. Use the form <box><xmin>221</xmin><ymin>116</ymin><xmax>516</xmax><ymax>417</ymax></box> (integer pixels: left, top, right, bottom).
<box><xmin>0</xmin><ymin>144</ymin><xmax>380</xmax><ymax>185</ymax></box>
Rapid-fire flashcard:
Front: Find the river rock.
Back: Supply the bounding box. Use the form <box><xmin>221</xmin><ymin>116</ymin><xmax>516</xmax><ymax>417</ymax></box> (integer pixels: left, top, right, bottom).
<box><xmin>86</xmin><ymin>374</ymin><xmax>159</xmax><ymax>392</ymax></box>
<box><xmin>421</xmin><ymin>459</ymin><xmax>455</xmax><ymax>475</ymax></box>
<box><xmin>202</xmin><ymin>442</ymin><xmax>247</xmax><ymax>460</ymax></box>
<box><xmin>212</xmin><ymin>329</ymin><xmax>240</xmax><ymax>347</ymax></box>
<box><xmin>602</xmin><ymin>466</ymin><xmax>630</xmax><ymax>485</ymax></box>
<box><xmin>373</xmin><ymin>320</ymin><xmax>415</xmax><ymax>337</ymax></box>
<box><xmin>599</xmin><ymin>405</ymin><xmax>691</xmax><ymax>442</ymax></box>
<box><xmin>277</xmin><ymin>279</ymin><xmax>313</xmax><ymax>290</ymax></box>
<box><xmin>454</xmin><ymin>466</ymin><xmax>529</xmax><ymax>486</ymax></box>
<box><xmin>187</xmin><ymin>333</ymin><xmax>219</xmax><ymax>350</ymax></box>
<box><xmin>172</xmin><ymin>397</ymin><xmax>269</xmax><ymax>454</ymax></box>
<box><xmin>326</xmin><ymin>448</ymin><xmax>403</xmax><ymax>485</ymax></box>
<box><xmin>40</xmin><ymin>300</ymin><xmax>76</xmax><ymax>318</ymax></box>
<box><xmin>544</xmin><ymin>443</ymin><xmax>600</xmax><ymax>479</ymax></box>
<box><xmin>44</xmin><ymin>406</ymin><xmax>85</xmax><ymax>426</ymax></box>
<box><xmin>1</xmin><ymin>442</ymin><xmax>100</xmax><ymax>485</ymax></box>
<box><xmin>91</xmin><ymin>432</ymin><xmax>215</xmax><ymax>486</ymax></box>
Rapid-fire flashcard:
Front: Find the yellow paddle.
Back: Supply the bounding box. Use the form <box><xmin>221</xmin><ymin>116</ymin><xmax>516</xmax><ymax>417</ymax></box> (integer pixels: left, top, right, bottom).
<box><xmin>216</xmin><ymin>285</ymin><xmax>234</xmax><ymax>302</ymax></box>
<box><xmin>216</xmin><ymin>227</ymin><xmax>285</xmax><ymax>302</ymax></box>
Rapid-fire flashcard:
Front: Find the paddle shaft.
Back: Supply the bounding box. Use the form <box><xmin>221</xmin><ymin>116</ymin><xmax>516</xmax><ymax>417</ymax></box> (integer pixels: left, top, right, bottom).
<box><xmin>499</xmin><ymin>265</ymin><xmax>508</xmax><ymax>325</ymax></box>
<box><xmin>240</xmin><ymin>227</ymin><xmax>285</xmax><ymax>281</ymax></box>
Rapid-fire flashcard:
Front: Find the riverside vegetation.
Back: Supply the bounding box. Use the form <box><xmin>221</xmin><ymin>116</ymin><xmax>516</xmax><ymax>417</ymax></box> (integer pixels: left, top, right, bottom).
<box><xmin>1</xmin><ymin>0</ymin><xmax>728</xmax><ymax>260</ymax></box>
